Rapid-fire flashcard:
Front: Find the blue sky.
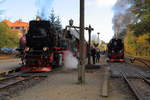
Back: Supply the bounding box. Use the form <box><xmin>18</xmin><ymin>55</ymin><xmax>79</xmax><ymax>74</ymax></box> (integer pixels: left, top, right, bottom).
<box><xmin>0</xmin><ymin>0</ymin><xmax>117</xmax><ymax>43</ymax></box>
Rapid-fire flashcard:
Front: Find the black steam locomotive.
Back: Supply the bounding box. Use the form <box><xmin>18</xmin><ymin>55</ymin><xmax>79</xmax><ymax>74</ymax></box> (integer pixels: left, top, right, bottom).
<box><xmin>19</xmin><ymin>19</ymin><xmax>80</xmax><ymax>72</ymax></box>
<box><xmin>107</xmin><ymin>38</ymin><xmax>125</xmax><ymax>62</ymax></box>
<box><xmin>20</xmin><ymin>20</ymin><xmax>60</xmax><ymax>71</ymax></box>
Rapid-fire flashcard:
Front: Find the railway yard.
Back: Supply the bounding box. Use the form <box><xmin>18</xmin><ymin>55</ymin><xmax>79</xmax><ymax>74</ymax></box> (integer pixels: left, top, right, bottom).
<box><xmin>0</xmin><ymin>55</ymin><xmax>149</xmax><ymax>100</ymax></box>
<box><xmin>0</xmin><ymin>0</ymin><xmax>149</xmax><ymax>100</ymax></box>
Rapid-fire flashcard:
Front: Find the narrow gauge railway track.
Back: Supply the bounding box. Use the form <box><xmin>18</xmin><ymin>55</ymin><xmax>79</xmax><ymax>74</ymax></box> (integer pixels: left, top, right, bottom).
<box><xmin>0</xmin><ymin>76</ymin><xmax>34</xmax><ymax>90</ymax></box>
<box><xmin>121</xmin><ymin>71</ymin><xmax>150</xmax><ymax>100</ymax></box>
<box><xmin>0</xmin><ymin>67</ymin><xmax>61</xmax><ymax>91</ymax></box>
<box><xmin>126</xmin><ymin>56</ymin><xmax>150</xmax><ymax>68</ymax></box>
<box><xmin>136</xmin><ymin>73</ymin><xmax>150</xmax><ymax>86</ymax></box>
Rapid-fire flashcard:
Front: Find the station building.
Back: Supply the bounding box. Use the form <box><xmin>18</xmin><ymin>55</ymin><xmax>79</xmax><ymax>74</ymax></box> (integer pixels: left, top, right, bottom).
<box><xmin>2</xmin><ymin>19</ymin><xmax>28</xmax><ymax>38</ymax></box>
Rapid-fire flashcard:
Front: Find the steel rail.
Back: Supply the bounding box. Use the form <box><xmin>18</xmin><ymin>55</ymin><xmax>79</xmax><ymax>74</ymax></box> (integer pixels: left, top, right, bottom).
<box><xmin>0</xmin><ymin>70</ymin><xmax>30</xmax><ymax>81</ymax></box>
<box><xmin>0</xmin><ymin>76</ymin><xmax>33</xmax><ymax>90</ymax></box>
<box><xmin>136</xmin><ymin>73</ymin><xmax>150</xmax><ymax>86</ymax></box>
<box><xmin>0</xmin><ymin>68</ymin><xmax>60</xmax><ymax>90</ymax></box>
<box><xmin>121</xmin><ymin>71</ymin><xmax>145</xmax><ymax>100</ymax></box>
<box><xmin>135</xmin><ymin>58</ymin><xmax>150</xmax><ymax>68</ymax></box>
<box><xmin>0</xmin><ymin>65</ymin><xmax>61</xmax><ymax>91</ymax></box>
<box><xmin>0</xmin><ymin>76</ymin><xmax>17</xmax><ymax>82</ymax></box>
<box><xmin>126</xmin><ymin>56</ymin><xmax>150</xmax><ymax>68</ymax></box>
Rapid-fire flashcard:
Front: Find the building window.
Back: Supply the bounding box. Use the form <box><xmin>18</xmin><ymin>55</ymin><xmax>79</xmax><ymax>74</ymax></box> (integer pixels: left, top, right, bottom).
<box><xmin>22</xmin><ymin>27</ymin><xmax>24</xmax><ymax>29</ymax></box>
<box><xmin>15</xmin><ymin>27</ymin><xmax>20</xmax><ymax>29</ymax></box>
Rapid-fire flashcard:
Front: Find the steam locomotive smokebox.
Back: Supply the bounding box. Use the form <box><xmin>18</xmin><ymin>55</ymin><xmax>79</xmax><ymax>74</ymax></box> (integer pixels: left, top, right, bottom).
<box><xmin>26</xmin><ymin>20</ymin><xmax>56</xmax><ymax>49</ymax></box>
<box><xmin>108</xmin><ymin>39</ymin><xmax>123</xmax><ymax>51</ymax></box>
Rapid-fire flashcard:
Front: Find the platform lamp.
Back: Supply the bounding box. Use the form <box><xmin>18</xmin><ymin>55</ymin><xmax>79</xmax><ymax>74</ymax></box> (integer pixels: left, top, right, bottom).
<box><xmin>69</xmin><ymin>19</ymin><xmax>74</xmax><ymax>26</ymax></box>
<box><xmin>68</xmin><ymin>18</ymin><xmax>85</xmax><ymax>84</ymax></box>
<box><xmin>97</xmin><ymin>32</ymin><xmax>100</xmax><ymax>44</ymax></box>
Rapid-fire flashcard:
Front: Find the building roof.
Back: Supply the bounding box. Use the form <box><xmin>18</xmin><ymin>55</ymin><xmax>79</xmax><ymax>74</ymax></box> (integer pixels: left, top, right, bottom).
<box><xmin>13</xmin><ymin>20</ymin><xmax>28</xmax><ymax>27</ymax></box>
<box><xmin>2</xmin><ymin>19</ymin><xmax>13</xmax><ymax>26</ymax></box>
<box><xmin>2</xmin><ymin>19</ymin><xmax>28</xmax><ymax>27</ymax></box>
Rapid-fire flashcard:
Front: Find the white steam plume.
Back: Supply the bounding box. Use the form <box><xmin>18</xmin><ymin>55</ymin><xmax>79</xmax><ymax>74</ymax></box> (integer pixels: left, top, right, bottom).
<box><xmin>112</xmin><ymin>0</ymin><xmax>135</xmax><ymax>36</ymax></box>
<box><xmin>35</xmin><ymin>0</ymin><xmax>54</xmax><ymax>19</ymax></box>
<box><xmin>64</xmin><ymin>51</ymin><xmax>78</xmax><ymax>69</ymax></box>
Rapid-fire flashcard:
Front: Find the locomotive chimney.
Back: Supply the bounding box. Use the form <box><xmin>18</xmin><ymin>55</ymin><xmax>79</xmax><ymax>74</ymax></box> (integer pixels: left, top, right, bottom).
<box><xmin>36</xmin><ymin>16</ymin><xmax>42</xmax><ymax>21</ymax></box>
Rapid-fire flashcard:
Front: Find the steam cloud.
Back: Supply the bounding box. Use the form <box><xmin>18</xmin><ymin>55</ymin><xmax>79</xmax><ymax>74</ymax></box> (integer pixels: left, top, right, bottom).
<box><xmin>36</xmin><ymin>0</ymin><xmax>54</xmax><ymax>19</ymax></box>
<box><xmin>112</xmin><ymin>0</ymin><xmax>135</xmax><ymax>36</ymax></box>
<box><xmin>64</xmin><ymin>51</ymin><xmax>78</xmax><ymax>69</ymax></box>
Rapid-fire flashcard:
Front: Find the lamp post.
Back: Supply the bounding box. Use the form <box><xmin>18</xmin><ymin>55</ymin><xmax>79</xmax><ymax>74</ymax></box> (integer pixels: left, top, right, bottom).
<box><xmin>67</xmin><ymin>19</ymin><xmax>94</xmax><ymax>84</ymax></box>
<box><xmin>68</xmin><ymin>19</ymin><xmax>83</xmax><ymax>83</ymax></box>
<box><xmin>85</xmin><ymin>25</ymin><xmax>94</xmax><ymax>65</ymax></box>
<box><xmin>67</xmin><ymin>18</ymin><xmax>84</xmax><ymax>84</ymax></box>
<box><xmin>69</xmin><ymin>19</ymin><xmax>74</xmax><ymax>26</ymax></box>
<box><xmin>97</xmin><ymin>32</ymin><xmax>100</xmax><ymax>44</ymax></box>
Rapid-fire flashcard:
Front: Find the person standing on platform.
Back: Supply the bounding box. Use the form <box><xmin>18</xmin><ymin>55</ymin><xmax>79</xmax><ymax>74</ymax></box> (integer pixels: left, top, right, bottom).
<box><xmin>96</xmin><ymin>49</ymin><xmax>100</xmax><ymax>63</ymax></box>
<box><xmin>91</xmin><ymin>47</ymin><xmax>96</xmax><ymax>64</ymax></box>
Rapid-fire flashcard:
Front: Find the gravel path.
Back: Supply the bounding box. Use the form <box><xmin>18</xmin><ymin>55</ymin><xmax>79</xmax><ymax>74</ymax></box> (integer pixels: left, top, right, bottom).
<box><xmin>12</xmin><ymin>69</ymin><xmax>102</xmax><ymax>100</ymax></box>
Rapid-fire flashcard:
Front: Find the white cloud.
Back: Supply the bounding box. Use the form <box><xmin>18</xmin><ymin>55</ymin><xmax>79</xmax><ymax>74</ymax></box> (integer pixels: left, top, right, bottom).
<box><xmin>97</xmin><ymin>0</ymin><xmax>117</xmax><ymax>6</ymax></box>
<box><xmin>86</xmin><ymin>0</ymin><xmax>117</xmax><ymax>7</ymax></box>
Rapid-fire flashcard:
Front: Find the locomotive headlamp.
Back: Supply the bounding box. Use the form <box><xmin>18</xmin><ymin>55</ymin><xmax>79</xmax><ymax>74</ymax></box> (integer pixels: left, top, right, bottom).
<box><xmin>25</xmin><ymin>47</ymin><xmax>30</xmax><ymax>52</ymax></box>
<box><xmin>43</xmin><ymin>47</ymin><xmax>48</xmax><ymax>51</ymax></box>
<box><xmin>112</xmin><ymin>50</ymin><xmax>114</xmax><ymax>53</ymax></box>
<box><xmin>120</xmin><ymin>50</ymin><xmax>123</xmax><ymax>53</ymax></box>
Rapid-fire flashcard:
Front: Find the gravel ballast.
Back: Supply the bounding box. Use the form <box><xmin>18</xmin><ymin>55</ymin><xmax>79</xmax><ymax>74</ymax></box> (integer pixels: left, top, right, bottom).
<box><xmin>12</xmin><ymin>69</ymin><xmax>102</xmax><ymax>100</ymax></box>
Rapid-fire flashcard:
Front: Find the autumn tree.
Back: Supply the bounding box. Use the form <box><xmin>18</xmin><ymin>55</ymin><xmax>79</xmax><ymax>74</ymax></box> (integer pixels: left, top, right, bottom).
<box><xmin>0</xmin><ymin>22</ymin><xmax>19</xmax><ymax>48</ymax></box>
<box><xmin>124</xmin><ymin>0</ymin><xmax>150</xmax><ymax>57</ymax></box>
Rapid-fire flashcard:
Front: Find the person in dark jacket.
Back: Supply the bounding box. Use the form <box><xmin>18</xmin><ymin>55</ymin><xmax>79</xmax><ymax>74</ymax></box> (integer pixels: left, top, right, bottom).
<box><xmin>91</xmin><ymin>47</ymin><xmax>96</xmax><ymax>64</ymax></box>
<box><xmin>96</xmin><ymin>49</ymin><xmax>100</xmax><ymax>63</ymax></box>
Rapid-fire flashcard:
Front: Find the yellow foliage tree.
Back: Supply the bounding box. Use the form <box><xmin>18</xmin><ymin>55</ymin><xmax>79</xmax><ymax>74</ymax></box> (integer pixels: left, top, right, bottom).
<box><xmin>124</xmin><ymin>29</ymin><xmax>137</xmax><ymax>56</ymax></box>
<box><xmin>136</xmin><ymin>34</ymin><xmax>150</xmax><ymax>56</ymax></box>
<box><xmin>125</xmin><ymin>28</ymin><xmax>150</xmax><ymax>57</ymax></box>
